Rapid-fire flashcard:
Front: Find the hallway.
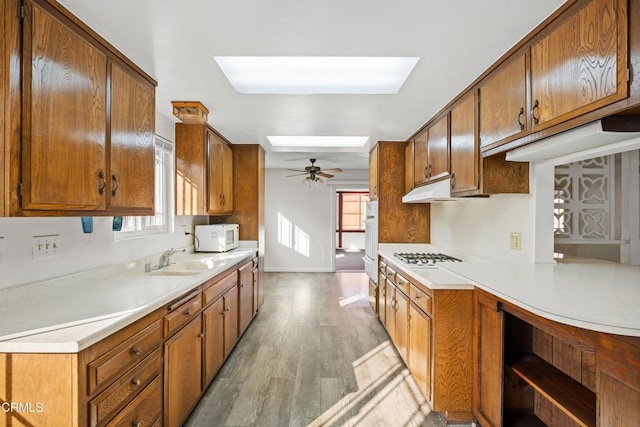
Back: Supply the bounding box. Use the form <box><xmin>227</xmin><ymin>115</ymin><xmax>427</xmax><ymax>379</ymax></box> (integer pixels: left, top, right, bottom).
<box><xmin>185</xmin><ymin>272</ymin><xmax>449</xmax><ymax>427</ymax></box>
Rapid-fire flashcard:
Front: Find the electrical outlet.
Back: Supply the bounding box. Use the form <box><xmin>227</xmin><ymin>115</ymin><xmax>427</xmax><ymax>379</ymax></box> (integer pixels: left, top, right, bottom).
<box><xmin>32</xmin><ymin>234</ymin><xmax>60</xmax><ymax>258</ymax></box>
<box><xmin>509</xmin><ymin>232</ymin><xmax>522</xmax><ymax>251</ymax></box>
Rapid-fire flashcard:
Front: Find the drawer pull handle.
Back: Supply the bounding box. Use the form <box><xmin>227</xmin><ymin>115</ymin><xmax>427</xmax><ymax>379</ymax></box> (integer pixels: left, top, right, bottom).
<box><xmin>517</xmin><ymin>107</ymin><xmax>525</xmax><ymax>130</ymax></box>
<box><xmin>185</xmin><ymin>309</ymin><xmax>191</xmax><ymax>316</ymax></box>
<box><xmin>415</xmin><ymin>295</ymin><xmax>421</xmax><ymax>299</ymax></box>
<box><xmin>131</xmin><ymin>347</ymin><xmax>141</xmax><ymax>355</ymax></box>
<box><xmin>131</xmin><ymin>378</ymin><xmax>141</xmax><ymax>386</ymax></box>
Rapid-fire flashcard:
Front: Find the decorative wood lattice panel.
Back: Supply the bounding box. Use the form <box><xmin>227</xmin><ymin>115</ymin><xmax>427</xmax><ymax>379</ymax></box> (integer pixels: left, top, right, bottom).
<box><xmin>554</xmin><ymin>156</ymin><xmax>614</xmax><ymax>241</ymax></box>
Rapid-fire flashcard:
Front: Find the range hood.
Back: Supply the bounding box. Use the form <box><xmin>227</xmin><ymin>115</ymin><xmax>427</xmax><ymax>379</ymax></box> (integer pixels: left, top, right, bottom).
<box><xmin>402</xmin><ymin>178</ymin><xmax>458</xmax><ymax>203</ymax></box>
<box><xmin>506</xmin><ymin>117</ymin><xmax>640</xmax><ymax>164</ymax></box>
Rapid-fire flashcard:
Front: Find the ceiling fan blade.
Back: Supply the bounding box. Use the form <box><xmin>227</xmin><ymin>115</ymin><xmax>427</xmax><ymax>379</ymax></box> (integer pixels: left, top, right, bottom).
<box><xmin>317</xmin><ymin>172</ymin><xmax>334</xmax><ymax>179</ymax></box>
<box><xmin>319</xmin><ymin>168</ymin><xmax>343</xmax><ymax>173</ymax></box>
<box><xmin>286</xmin><ymin>172</ymin><xmax>310</xmax><ymax>177</ymax></box>
<box><xmin>286</xmin><ymin>168</ymin><xmax>307</xmax><ymax>172</ymax></box>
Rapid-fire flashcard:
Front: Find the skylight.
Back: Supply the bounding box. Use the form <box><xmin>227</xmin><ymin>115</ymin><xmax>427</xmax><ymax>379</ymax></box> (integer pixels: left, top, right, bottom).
<box><xmin>214</xmin><ymin>56</ymin><xmax>419</xmax><ymax>94</ymax></box>
<box><xmin>267</xmin><ymin>136</ymin><xmax>369</xmax><ymax>148</ymax></box>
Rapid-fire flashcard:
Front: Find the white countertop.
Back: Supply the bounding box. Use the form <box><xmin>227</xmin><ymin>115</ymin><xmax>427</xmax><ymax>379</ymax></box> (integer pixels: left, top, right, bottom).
<box><xmin>378</xmin><ymin>244</ymin><xmax>640</xmax><ymax>337</ymax></box>
<box><xmin>0</xmin><ymin>248</ymin><xmax>257</xmax><ymax>353</ymax></box>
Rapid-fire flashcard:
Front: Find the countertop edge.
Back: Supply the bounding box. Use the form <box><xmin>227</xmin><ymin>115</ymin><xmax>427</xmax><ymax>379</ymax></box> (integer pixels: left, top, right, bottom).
<box><xmin>0</xmin><ymin>249</ymin><xmax>257</xmax><ymax>353</ymax></box>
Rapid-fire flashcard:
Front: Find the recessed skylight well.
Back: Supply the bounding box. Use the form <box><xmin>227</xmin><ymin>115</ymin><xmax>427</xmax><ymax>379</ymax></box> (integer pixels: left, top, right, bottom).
<box><xmin>268</xmin><ymin>136</ymin><xmax>369</xmax><ymax>148</ymax></box>
<box><xmin>214</xmin><ymin>56</ymin><xmax>419</xmax><ymax>94</ymax></box>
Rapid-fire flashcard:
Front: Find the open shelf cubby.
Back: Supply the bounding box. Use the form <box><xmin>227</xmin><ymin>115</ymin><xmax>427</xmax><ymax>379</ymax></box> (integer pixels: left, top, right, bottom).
<box><xmin>502</xmin><ymin>312</ymin><xmax>597</xmax><ymax>427</ymax></box>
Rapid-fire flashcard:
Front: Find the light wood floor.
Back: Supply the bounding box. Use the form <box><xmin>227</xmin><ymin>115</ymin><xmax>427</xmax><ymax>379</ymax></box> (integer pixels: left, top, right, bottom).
<box><xmin>185</xmin><ymin>272</ymin><xmax>451</xmax><ymax>427</ymax></box>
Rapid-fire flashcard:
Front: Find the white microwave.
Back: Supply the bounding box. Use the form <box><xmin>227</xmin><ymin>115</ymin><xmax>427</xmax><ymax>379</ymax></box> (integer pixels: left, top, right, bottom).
<box><xmin>195</xmin><ymin>224</ymin><xmax>239</xmax><ymax>252</ymax></box>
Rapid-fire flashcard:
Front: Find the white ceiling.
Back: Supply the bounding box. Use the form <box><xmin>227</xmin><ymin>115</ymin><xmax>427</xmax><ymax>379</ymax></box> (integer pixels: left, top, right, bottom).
<box><xmin>58</xmin><ymin>0</ymin><xmax>565</xmax><ymax>170</ymax></box>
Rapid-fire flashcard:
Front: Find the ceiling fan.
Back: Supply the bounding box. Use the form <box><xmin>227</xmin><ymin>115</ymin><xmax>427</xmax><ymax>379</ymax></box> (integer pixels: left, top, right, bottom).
<box><xmin>286</xmin><ymin>158</ymin><xmax>343</xmax><ymax>186</ymax></box>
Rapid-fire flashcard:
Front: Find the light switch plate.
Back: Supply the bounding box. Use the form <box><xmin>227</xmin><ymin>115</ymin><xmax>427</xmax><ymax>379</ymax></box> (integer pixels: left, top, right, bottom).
<box><xmin>32</xmin><ymin>234</ymin><xmax>60</xmax><ymax>258</ymax></box>
<box><xmin>510</xmin><ymin>232</ymin><xmax>522</xmax><ymax>251</ymax></box>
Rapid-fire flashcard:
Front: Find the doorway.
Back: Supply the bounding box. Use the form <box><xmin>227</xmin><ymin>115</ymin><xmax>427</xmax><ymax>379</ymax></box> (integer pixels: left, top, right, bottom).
<box><xmin>335</xmin><ymin>191</ymin><xmax>369</xmax><ymax>271</ymax></box>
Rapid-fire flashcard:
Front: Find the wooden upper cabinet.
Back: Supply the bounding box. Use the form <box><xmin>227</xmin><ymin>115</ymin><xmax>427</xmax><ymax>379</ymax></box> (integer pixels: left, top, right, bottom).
<box><xmin>207</xmin><ymin>130</ymin><xmax>233</xmax><ymax>215</ymax></box>
<box><xmin>451</xmin><ymin>92</ymin><xmax>480</xmax><ymax>195</ymax></box>
<box><xmin>479</xmin><ymin>53</ymin><xmax>527</xmax><ymax>150</ymax></box>
<box><xmin>109</xmin><ymin>63</ymin><xmax>155</xmax><ymax>212</ymax></box>
<box><xmin>413</xmin><ymin>114</ymin><xmax>450</xmax><ymax>188</ymax></box>
<box><xmin>22</xmin><ymin>1</ymin><xmax>107</xmax><ymax>211</ymax></box>
<box><xmin>530</xmin><ymin>0</ymin><xmax>628</xmax><ymax>132</ymax></box>
<box><xmin>175</xmin><ymin>124</ymin><xmax>207</xmax><ymax>215</ymax></box>
<box><xmin>404</xmin><ymin>140</ymin><xmax>414</xmax><ymax>193</ymax></box>
<box><xmin>368</xmin><ymin>144</ymin><xmax>379</xmax><ymax>200</ymax></box>
<box><xmin>18</xmin><ymin>0</ymin><xmax>156</xmax><ymax>215</ymax></box>
<box><xmin>427</xmin><ymin>114</ymin><xmax>450</xmax><ymax>183</ymax></box>
<box><xmin>175</xmin><ymin>124</ymin><xmax>233</xmax><ymax>216</ymax></box>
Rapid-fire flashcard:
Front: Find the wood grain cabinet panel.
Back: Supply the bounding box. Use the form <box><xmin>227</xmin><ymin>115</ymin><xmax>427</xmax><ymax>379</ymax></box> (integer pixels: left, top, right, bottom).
<box><xmin>450</xmin><ymin>91</ymin><xmax>480</xmax><ymax>195</ymax></box>
<box><xmin>164</xmin><ymin>316</ymin><xmax>202</xmax><ymax>427</ymax></box>
<box><xmin>238</xmin><ymin>260</ymin><xmax>254</xmax><ymax>335</ymax></box>
<box><xmin>106</xmin><ymin>376</ymin><xmax>162</xmax><ymax>427</ymax></box>
<box><xmin>530</xmin><ymin>0</ymin><xmax>628</xmax><ymax>131</ymax></box>
<box><xmin>203</xmin><ymin>297</ymin><xmax>225</xmax><ymax>387</ymax></box>
<box><xmin>409</xmin><ymin>303</ymin><xmax>432</xmax><ymax>404</ymax></box>
<box><xmin>223</xmin><ymin>284</ymin><xmax>239</xmax><ymax>358</ymax></box>
<box><xmin>426</xmin><ymin>114</ymin><xmax>450</xmax><ymax>183</ymax></box>
<box><xmin>207</xmin><ymin>130</ymin><xmax>233</xmax><ymax>214</ymax></box>
<box><xmin>108</xmin><ymin>62</ymin><xmax>155</xmax><ymax>212</ymax></box>
<box><xmin>479</xmin><ymin>53</ymin><xmax>527</xmax><ymax>149</ymax></box>
<box><xmin>413</xmin><ymin>128</ymin><xmax>429</xmax><ymax>186</ymax></box>
<box><xmin>22</xmin><ymin>0</ymin><xmax>107</xmax><ymax>211</ymax></box>
<box><xmin>368</xmin><ymin>144</ymin><xmax>379</xmax><ymax>200</ymax></box>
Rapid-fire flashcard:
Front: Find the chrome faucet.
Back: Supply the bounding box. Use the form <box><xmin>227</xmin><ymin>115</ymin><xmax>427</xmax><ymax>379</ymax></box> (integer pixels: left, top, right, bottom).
<box><xmin>155</xmin><ymin>248</ymin><xmax>185</xmax><ymax>269</ymax></box>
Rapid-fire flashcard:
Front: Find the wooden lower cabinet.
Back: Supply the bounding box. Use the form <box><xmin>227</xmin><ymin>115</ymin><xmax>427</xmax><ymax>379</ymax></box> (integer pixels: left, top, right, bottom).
<box><xmin>238</xmin><ymin>260</ymin><xmax>254</xmax><ymax>335</ymax></box>
<box><xmin>378</xmin><ymin>257</ymin><xmax>474</xmax><ymax>424</ymax></box>
<box><xmin>203</xmin><ymin>297</ymin><xmax>225</xmax><ymax>386</ymax></box>
<box><xmin>473</xmin><ymin>288</ymin><xmax>504</xmax><ymax>427</ymax></box>
<box><xmin>106</xmin><ymin>376</ymin><xmax>162</xmax><ymax>427</ymax></box>
<box><xmin>164</xmin><ymin>315</ymin><xmax>203</xmax><ymax>427</ymax></box>
<box><xmin>408</xmin><ymin>303</ymin><xmax>432</xmax><ymax>404</ymax></box>
<box><xmin>473</xmin><ymin>287</ymin><xmax>640</xmax><ymax>426</ymax></box>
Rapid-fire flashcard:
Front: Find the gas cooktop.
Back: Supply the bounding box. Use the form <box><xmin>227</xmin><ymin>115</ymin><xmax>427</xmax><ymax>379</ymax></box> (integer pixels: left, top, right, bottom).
<box><xmin>393</xmin><ymin>252</ymin><xmax>462</xmax><ymax>268</ymax></box>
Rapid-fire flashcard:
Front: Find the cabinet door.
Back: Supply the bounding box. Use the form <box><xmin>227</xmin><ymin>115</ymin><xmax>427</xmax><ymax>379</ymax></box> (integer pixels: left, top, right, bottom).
<box><xmin>221</xmin><ymin>141</ymin><xmax>233</xmax><ymax>212</ymax></box>
<box><xmin>530</xmin><ymin>0</ymin><xmax>627</xmax><ymax>131</ymax></box>
<box><xmin>473</xmin><ymin>289</ymin><xmax>504</xmax><ymax>427</ymax></box>
<box><xmin>378</xmin><ymin>274</ymin><xmax>387</xmax><ymax>326</ymax></box>
<box><xmin>394</xmin><ymin>289</ymin><xmax>409</xmax><ymax>362</ymax></box>
<box><xmin>368</xmin><ymin>278</ymin><xmax>378</xmax><ymax>314</ymax></box>
<box><xmin>238</xmin><ymin>261</ymin><xmax>253</xmax><ymax>335</ymax></box>
<box><xmin>479</xmin><ymin>53</ymin><xmax>527</xmax><ymax>149</ymax></box>
<box><xmin>451</xmin><ymin>91</ymin><xmax>480</xmax><ymax>195</ymax></box>
<box><xmin>203</xmin><ymin>298</ymin><xmax>225</xmax><ymax>387</ymax></box>
<box><xmin>409</xmin><ymin>304</ymin><xmax>432</xmax><ymax>405</ymax></box>
<box><xmin>369</xmin><ymin>145</ymin><xmax>379</xmax><ymax>200</ymax></box>
<box><xmin>252</xmin><ymin>265</ymin><xmax>259</xmax><ymax>316</ymax></box>
<box><xmin>207</xmin><ymin>129</ymin><xmax>224</xmax><ymax>213</ymax></box>
<box><xmin>109</xmin><ymin>62</ymin><xmax>155</xmax><ymax>212</ymax></box>
<box><xmin>175</xmin><ymin>124</ymin><xmax>207</xmax><ymax>215</ymax></box>
<box><xmin>385</xmin><ymin>283</ymin><xmax>396</xmax><ymax>343</ymax></box>
<box><xmin>413</xmin><ymin>129</ymin><xmax>429</xmax><ymax>187</ymax></box>
<box><xmin>164</xmin><ymin>316</ymin><xmax>202</xmax><ymax>427</ymax></box>
<box><xmin>405</xmin><ymin>140</ymin><xmax>414</xmax><ymax>193</ymax></box>
<box><xmin>426</xmin><ymin>114</ymin><xmax>450</xmax><ymax>182</ymax></box>
<box><xmin>223</xmin><ymin>285</ymin><xmax>239</xmax><ymax>358</ymax></box>
<box><xmin>22</xmin><ymin>1</ymin><xmax>107</xmax><ymax>211</ymax></box>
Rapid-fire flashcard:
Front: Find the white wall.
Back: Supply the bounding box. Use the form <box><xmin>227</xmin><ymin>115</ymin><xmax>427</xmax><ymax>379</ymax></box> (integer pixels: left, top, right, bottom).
<box><xmin>430</xmin><ymin>194</ymin><xmax>534</xmax><ymax>263</ymax></box>
<box><xmin>264</xmin><ymin>169</ymin><xmax>367</xmax><ymax>272</ymax></box>
<box><xmin>0</xmin><ymin>112</ymin><xmax>209</xmax><ymax>289</ymax></box>
<box><xmin>337</xmin><ymin>232</ymin><xmax>365</xmax><ymax>250</ymax></box>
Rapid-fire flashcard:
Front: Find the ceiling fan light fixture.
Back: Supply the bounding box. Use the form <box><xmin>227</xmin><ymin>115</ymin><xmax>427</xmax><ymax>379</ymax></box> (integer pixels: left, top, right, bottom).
<box><xmin>303</xmin><ymin>176</ymin><xmax>313</xmax><ymax>187</ymax></box>
<box><xmin>315</xmin><ymin>177</ymin><xmax>324</xmax><ymax>187</ymax></box>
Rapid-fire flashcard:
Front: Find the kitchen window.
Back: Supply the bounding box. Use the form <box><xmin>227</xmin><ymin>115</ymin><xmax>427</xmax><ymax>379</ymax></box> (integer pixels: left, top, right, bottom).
<box><xmin>336</xmin><ymin>191</ymin><xmax>369</xmax><ymax>248</ymax></box>
<box><xmin>115</xmin><ymin>135</ymin><xmax>175</xmax><ymax>238</ymax></box>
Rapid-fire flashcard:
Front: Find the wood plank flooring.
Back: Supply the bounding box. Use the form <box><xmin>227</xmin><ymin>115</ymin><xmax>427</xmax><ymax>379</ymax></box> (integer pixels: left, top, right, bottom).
<box><xmin>185</xmin><ymin>272</ymin><xmax>451</xmax><ymax>427</ymax></box>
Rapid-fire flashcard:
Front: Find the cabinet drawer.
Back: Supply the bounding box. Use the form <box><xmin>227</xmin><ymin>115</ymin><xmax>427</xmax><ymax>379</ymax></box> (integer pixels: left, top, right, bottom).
<box><xmin>203</xmin><ymin>270</ymin><xmax>237</xmax><ymax>306</ymax></box>
<box><xmin>89</xmin><ymin>348</ymin><xmax>161</xmax><ymax>426</ymax></box>
<box><xmin>88</xmin><ymin>321</ymin><xmax>162</xmax><ymax>395</ymax></box>
<box><xmin>395</xmin><ymin>273</ymin><xmax>409</xmax><ymax>294</ymax></box>
<box><xmin>164</xmin><ymin>292</ymin><xmax>202</xmax><ymax>337</ymax></box>
<box><xmin>409</xmin><ymin>283</ymin><xmax>432</xmax><ymax>316</ymax></box>
<box><xmin>385</xmin><ymin>266</ymin><xmax>397</xmax><ymax>283</ymax></box>
<box><xmin>105</xmin><ymin>376</ymin><xmax>162</xmax><ymax>427</ymax></box>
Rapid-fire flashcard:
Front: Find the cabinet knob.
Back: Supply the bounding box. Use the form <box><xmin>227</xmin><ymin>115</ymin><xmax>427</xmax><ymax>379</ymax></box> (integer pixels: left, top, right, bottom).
<box><xmin>98</xmin><ymin>171</ymin><xmax>107</xmax><ymax>195</ymax></box>
<box><xmin>112</xmin><ymin>174</ymin><xmax>120</xmax><ymax>197</ymax></box>
<box><xmin>185</xmin><ymin>310</ymin><xmax>191</xmax><ymax>316</ymax></box>
<box><xmin>517</xmin><ymin>107</ymin><xmax>525</xmax><ymax>130</ymax></box>
<box><xmin>131</xmin><ymin>347</ymin><xmax>141</xmax><ymax>355</ymax></box>
<box><xmin>531</xmin><ymin>99</ymin><xmax>540</xmax><ymax>125</ymax></box>
<box><xmin>199</xmin><ymin>332</ymin><xmax>204</xmax><ymax>338</ymax></box>
<box><xmin>131</xmin><ymin>378</ymin><xmax>141</xmax><ymax>386</ymax></box>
